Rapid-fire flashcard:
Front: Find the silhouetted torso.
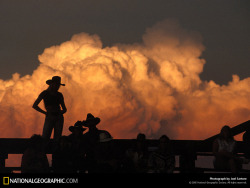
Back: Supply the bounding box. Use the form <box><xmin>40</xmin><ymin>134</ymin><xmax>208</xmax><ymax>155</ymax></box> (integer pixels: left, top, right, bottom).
<box><xmin>39</xmin><ymin>90</ymin><xmax>64</xmax><ymax>115</ymax></box>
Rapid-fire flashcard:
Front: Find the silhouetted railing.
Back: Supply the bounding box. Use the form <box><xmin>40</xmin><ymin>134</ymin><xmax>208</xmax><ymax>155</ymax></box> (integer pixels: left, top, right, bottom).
<box><xmin>204</xmin><ymin>120</ymin><xmax>250</xmax><ymax>143</ymax></box>
<box><xmin>0</xmin><ymin>120</ymin><xmax>249</xmax><ymax>173</ymax></box>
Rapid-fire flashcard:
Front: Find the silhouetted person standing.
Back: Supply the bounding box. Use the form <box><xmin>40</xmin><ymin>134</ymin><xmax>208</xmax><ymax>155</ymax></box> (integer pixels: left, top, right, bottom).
<box><xmin>33</xmin><ymin>76</ymin><xmax>67</xmax><ymax>141</ymax></box>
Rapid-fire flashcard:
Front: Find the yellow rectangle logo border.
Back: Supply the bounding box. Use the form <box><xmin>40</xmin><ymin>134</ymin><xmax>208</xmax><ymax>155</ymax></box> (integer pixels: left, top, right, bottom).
<box><xmin>3</xmin><ymin>177</ymin><xmax>9</xmax><ymax>185</ymax></box>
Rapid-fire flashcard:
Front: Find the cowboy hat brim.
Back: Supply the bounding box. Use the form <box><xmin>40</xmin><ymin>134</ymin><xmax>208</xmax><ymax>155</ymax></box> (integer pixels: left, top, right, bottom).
<box><xmin>82</xmin><ymin>118</ymin><xmax>101</xmax><ymax>127</ymax></box>
<box><xmin>46</xmin><ymin>80</ymin><xmax>65</xmax><ymax>86</ymax></box>
<box><xmin>69</xmin><ymin>126</ymin><xmax>86</xmax><ymax>132</ymax></box>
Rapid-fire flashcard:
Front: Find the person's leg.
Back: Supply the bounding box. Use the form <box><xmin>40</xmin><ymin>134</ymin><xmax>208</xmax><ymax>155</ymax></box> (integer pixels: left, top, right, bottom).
<box><xmin>214</xmin><ymin>155</ymin><xmax>230</xmax><ymax>170</ymax></box>
<box><xmin>42</xmin><ymin>116</ymin><xmax>54</xmax><ymax>140</ymax></box>
<box><xmin>53</xmin><ymin>115</ymin><xmax>64</xmax><ymax>142</ymax></box>
<box><xmin>229</xmin><ymin>158</ymin><xmax>238</xmax><ymax>173</ymax></box>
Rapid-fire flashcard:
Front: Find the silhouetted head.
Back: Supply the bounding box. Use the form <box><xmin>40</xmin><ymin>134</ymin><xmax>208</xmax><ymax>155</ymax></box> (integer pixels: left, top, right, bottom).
<box><xmin>46</xmin><ymin>76</ymin><xmax>65</xmax><ymax>91</ymax></box>
<box><xmin>82</xmin><ymin>113</ymin><xmax>101</xmax><ymax>128</ymax></box>
<box><xmin>159</xmin><ymin>135</ymin><xmax>170</xmax><ymax>151</ymax></box>
<box><xmin>219</xmin><ymin>125</ymin><xmax>234</xmax><ymax>141</ymax></box>
<box><xmin>69</xmin><ymin>122</ymin><xmax>86</xmax><ymax>136</ymax></box>
<box><xmin>99</xmin><ymin>131</ymin><xmax>113</xmax><ymax>143</ymax></box>
<box><xmin>136</xmin><ymin>133</ymin><xmax>147</xmax><ymax>150</ymax></box>
<box><xmin>137</xmin><ymin>133</ymin><xmax>146</xmax><ymax>141</ymax></box>
<box><xmin>29</xmin><ymin>134</ymin><xmax>45</xmax><ymax>150</ymax></box>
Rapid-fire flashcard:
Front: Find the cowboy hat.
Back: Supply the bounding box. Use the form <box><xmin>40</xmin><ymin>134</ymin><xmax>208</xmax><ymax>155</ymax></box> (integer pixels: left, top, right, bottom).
<box><xmin>69</xmin><ymin>122</ymin><xmax>86</xmax><ymax>132</ymax></box>
<box><xmin>82</xmin><ymin>113</ymin><xmax>101</xmax><ymax>127</ymax></box>
<box><xmin>46</xmin><ymin>76</ymin><xmax>65</xmax><ymax>86</ymax></box>
<box><xmin>99</xmin><ymin>130</ymin><xmax>113</xmax><ymax>142</ymax></box>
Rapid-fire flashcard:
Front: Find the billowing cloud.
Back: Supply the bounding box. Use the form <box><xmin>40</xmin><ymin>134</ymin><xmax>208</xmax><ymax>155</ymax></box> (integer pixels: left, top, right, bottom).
<box><xmin>0</xmin><ymin>19</ymin><xmax>249</xmax><ymax>141</ymax></box>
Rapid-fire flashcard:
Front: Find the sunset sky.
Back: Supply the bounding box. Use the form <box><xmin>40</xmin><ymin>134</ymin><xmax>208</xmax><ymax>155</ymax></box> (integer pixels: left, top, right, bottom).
<box><xmin>0</xmin><ymin>0</ymin><xmax>249</xmax><ymax>140</ymax></box>
<box><xmin>1</xmin><ymin>0</ymin><xmax>249</xmax><ymax>84</ymax></box>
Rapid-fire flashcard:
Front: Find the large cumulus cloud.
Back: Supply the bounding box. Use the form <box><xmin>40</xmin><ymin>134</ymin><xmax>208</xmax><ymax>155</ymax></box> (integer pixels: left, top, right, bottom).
<box><xmin>0</xmin><ymin>19</ymin><xmax>249</xmax><ymax>140</ymax></box>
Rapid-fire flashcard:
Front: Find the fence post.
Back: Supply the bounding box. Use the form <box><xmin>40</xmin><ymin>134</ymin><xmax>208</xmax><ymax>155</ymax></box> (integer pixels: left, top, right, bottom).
<box><xmin>179</xmin><ymin>141</ymin><xmax>197</xmax><ymax>173</ymax></box>
<box><xmin>0</xmin><ymin>152</ymin><xmax>8</xmax><ymax>173</ymax></box>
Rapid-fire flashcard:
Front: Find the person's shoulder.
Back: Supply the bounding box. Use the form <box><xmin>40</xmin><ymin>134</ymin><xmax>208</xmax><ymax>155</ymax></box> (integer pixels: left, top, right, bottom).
<box><xmin>39</xmin><ymin>90</ymin><xmax>48</xmax><ymax>97</ymax></box>
<box><xmin>57</xmin><ymin>91</ymin><xmax>63</xmax><ymax>97</ymax></box>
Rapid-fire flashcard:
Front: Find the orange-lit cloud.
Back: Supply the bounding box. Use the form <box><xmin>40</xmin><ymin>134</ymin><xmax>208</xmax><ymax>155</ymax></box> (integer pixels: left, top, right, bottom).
<box><xmin>0</xmin><ymin>19</ymin><xmax>249</xmax><ymax>140</ymax></box>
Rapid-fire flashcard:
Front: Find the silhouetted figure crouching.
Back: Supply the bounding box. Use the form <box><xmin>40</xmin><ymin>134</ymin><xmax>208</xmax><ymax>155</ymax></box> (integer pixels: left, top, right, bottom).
<box><xmin>67</xmin><ymin>122</ymin><xmax>88</xmax><ymax>172</ymax></box>
<box><xmin>53</xmin><ymin>123</ymin><xmax>87</xmax><ymax>173</ymax></box>
<box><xmin>93</xmin><ymin>131</ymin><xmax>118</xmax><ymax>173</ymax></box>
<box><xmin>75</xmin><ymin>113</ymin><xmax>101</xmax><ymax>172</ymax></box>
<box><xmin>80</xmin><ymin>113</ymin><xmax>101</xmax><ymax>142</ymax></box>
<box><xmin>148</xmin><ymin>135</ymin><xmax>175</xmax><ymax>173</ymax></box>
<box><xmin>52</xmin><ymin>136</ymin><xmax>73</xmax><ymax>173</ymax></box>
<box><xmin>125</xmin><ymin>133</ymin><xmax>149</xmax><ymax>173</ymax></box>
<box><xmin>213</xmin><ymin>125</ymin><xmax>242</xmax><ymax>173</ymax></box>
<box><xmin>21</xmin><ymin>134</ymin><xmax>50</xmax><ymax>173</ymax></box>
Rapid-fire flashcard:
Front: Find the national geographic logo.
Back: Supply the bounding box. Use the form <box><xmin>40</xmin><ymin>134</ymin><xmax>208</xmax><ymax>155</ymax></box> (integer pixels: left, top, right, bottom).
<box><xmin>3</xmin><ymin>177</ymin><xmax>9</xmax><ymax>185</ymax></box>
<box><xmin>2</xmin><ymin>176</ymin><xmax>78</xmax><ymax>185</ymax></box>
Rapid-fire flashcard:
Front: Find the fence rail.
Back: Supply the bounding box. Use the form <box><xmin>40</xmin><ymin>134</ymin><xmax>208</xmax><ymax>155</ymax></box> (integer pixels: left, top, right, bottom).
<box><xmin>0</xmin><ymin>139</ymin><xmax>249</xmax><ymax>173</ymax></box>
<box><xmin>0</xmin><ymin>120</ymin><xmax>249</xmax><ymax>173</ymax></box>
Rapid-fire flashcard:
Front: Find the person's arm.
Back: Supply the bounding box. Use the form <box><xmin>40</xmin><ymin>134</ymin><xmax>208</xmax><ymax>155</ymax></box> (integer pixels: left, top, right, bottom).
<box><xmin>60</xmin><ymin>94</ymin><xmax>67</xmax><ymax>114</ymax></box>
<box><xmin>32</xmin><ymin>94</ymin><xmax>47</xmax><ymax>115</ymax></box>
<box><xmin>212</xmin><ymin>139</ymin><xmax>219</xmax><ymax>156</ymax></box>
<box><xmin>232</xmin><ymin>141</ymin><xmax>237</xmax><ymax>155</ymax></box>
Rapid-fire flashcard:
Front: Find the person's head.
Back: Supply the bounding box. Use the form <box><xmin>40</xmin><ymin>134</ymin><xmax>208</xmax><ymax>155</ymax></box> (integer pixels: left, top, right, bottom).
<box><xmin>46</xmin><ymin>76</ymin><xmax>65</xmax><ymax>92</ymax></box>
<box><xmin>82</xmin><ymin>113</ymin><xmax>101</xmax><ymax>129</ymax></box>
<box><xmin>136</xmin><ymin>133</ymin><xmax>146</xmax><ymax>150</ymax></box>
<box><xmin>29</xmin><ymin>134</ymin><xmax>45</xmax><ymax>151</ymax></box>
<box><xmin>99</xmin><ymin>131</ymin><xmax>113</xmax><ymax>143</ymax></box>
<box><xmin>98</xmin><ymin>131</ymin><xmax>113</xmax><ymax>150</ymax></box>
<box><xmin>159</xmin><ymin>135</ymin><xmax>170</xmax><ymax>151</ymax></box>
<box><xmin>50</xmin><ymin>82</ymin><xmax>61</xmax><ymax>91</ymax></box>
<box><xmin>137</xmin><ymin>133</ymin><xmax>146</xmax><ymax>141</ymax></box>
<box><xmin>219</xmin><ymin>125</ymin><xmax>234</xmax><ymax>140</ymax></box>
<box><xmin>69</xmin><ymin>122</ymin><xmax>86</xmax><ymax>137</ymax></box>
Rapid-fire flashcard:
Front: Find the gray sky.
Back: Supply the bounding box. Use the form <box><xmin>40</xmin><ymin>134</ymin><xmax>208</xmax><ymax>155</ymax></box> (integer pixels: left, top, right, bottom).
<box><xmin>0</xmin><ymin>0</ymin><xmax>249</xmax><ymax>84</ymax></box>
